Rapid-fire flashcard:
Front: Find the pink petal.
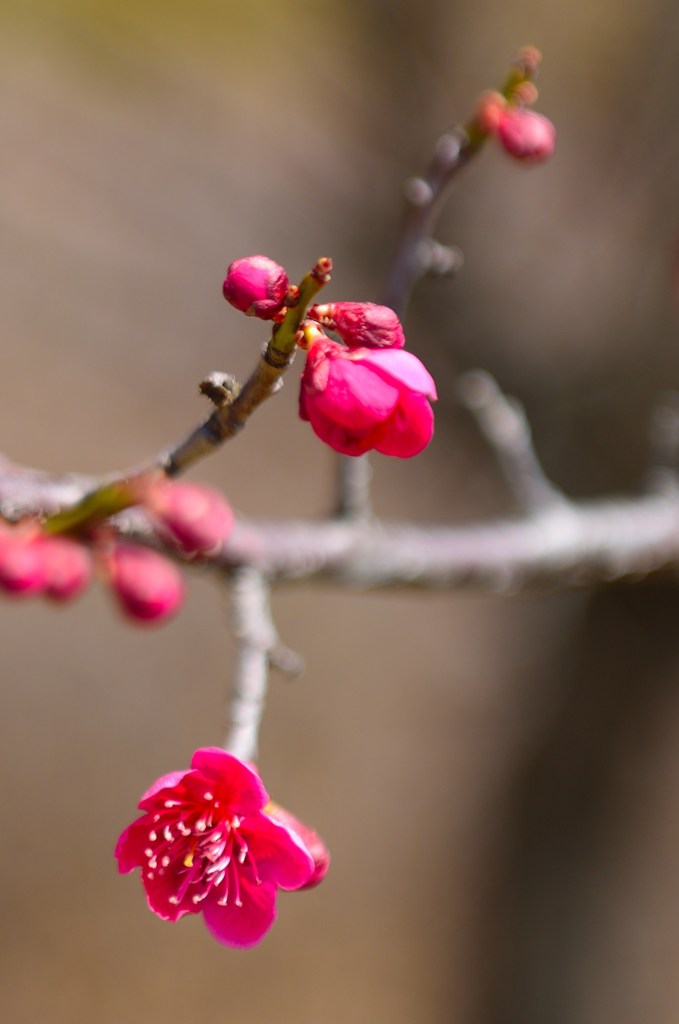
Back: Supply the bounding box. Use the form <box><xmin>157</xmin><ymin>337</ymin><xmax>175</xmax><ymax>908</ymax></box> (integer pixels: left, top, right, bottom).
<box><xmin>304</xmin><ymin>402</ymin><xmax>384</xmax><ymax>456</ymax></box>
<box><xmin>114</xmin><ymin>818</ymin><xmax>152</xmax><ymax>873</ymax></box>
<box><xmin>138</xmin><ymin>770</ymin><xmax>192</xmax><ymax>810</ymax></box>
<box><xmin>375</xmin><ymin>391</ymin><xmax>435</xmax><ymax>458</ymax></box>
<box><xmin>246</xmin><ymin>813</ymin><xmax>314</xmax><ymax>890</ymax></box>
<box><xmin>202</xmin><ymin>879</ymin><xmax>277</xmax><ymax>949</ymax></box>
<box><xmin>142</xmin><ymin>861</ymin><xmax>194</xmax><ymax>923</ymax></box>
<box><xmin>190</xmin><ymin>748</ymin><xmax>269</xmax><ymax>813</ymax></box>
<box><xmin>307</xmin><ymin>357</ymin><xmax>399</xmax><ymax>430</ymax></box>
<box><xmin>353</xmin><ymin>348</ymin><xmax>437</xmax><ymax>399</ymax></box>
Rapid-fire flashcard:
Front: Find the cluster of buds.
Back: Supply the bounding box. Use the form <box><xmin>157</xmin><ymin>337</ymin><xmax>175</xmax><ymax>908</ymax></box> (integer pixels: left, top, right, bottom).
<box><xmin>223</xmin><ymin>256</ymin><xmax>438</xmax><ymax>458</ymax></box>
<box><xmin>0</xmin><ymin>523</ymin><xmax>92</xmax><ymax>601</ymax></box>
<box><xmin>475</xmin><ymin>48</ymin><xmax>556</xmax><ymax>164</ymax></box>
<box><xmin>0</xmin><ymin>480</ymin><xmax>234</xmax><ymax>627</ymax></box>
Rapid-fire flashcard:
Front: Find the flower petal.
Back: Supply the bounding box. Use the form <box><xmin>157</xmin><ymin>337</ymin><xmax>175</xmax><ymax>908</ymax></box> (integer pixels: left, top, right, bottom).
<box><xmin>375</xmin><ymin>391</ymin><xmax>435</xmax><ymax>458</ymax></box>
<box><xmin>246</xmin><ymin>812</ymin><xmax>314</xmax><ymax>890</ymax></box>
<box><xmin>353</xmin><ymin>348</ymin><xmax>437</xmax><ymax>399</ymax></box>
<box><xmin>202</xmin><ymin>879</ymin><xmax>277</xmax><ymax>949</ymax></box>
<box><xmin>304</xmin><ymin>402</ymin><xmax>385</xmax><ymax>456</ymax></box>
<box><xmin>308</xmin><ymin>356</ymin><xmax>400</xmax><ymax>430</ymax></box>
<box><xmin>138</xmin><ymin>770</ymin><xmax>192</xmax><ymax>810</ymax></box>
<box><xmin>115</xmin><ymin>818</ymin><xmax>152</xmax><ymax>873</ymax></box>
<box><xmin>190</xmin><ymin>747</ymin><xmax>268</xmax><ymax>813</ymax></box>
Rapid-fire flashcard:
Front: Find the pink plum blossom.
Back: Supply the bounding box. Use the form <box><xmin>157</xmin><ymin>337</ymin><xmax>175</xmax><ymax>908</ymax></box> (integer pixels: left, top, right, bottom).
<box><xmin>146</xmin><ymin>481</ymin><xmax>234</xmax><ymax>555</ymax></box>
<box><xmin>106</xmin><ymin>543</ymin><xmax>185</xmax><ymax>625</ymax></box>
<box><xmin>115</xmin><ymin>748</ymin><xmax>316</xmax><ymax>948</ymax></box>
<box><xmin>299</xmin><ymin>334</ymin><xmax>437</xmax><ymax>457</ymax></box>
<box><xmin>0</xmin><ymin>526</ymin><xmax>47</xmax><ymax>595</ymax></box>
<box><xmin>496</xmin><ymin>107</ymin><xmax>556</xmax><ymax>163</ymax></box>
<box><xmin>222</xmin><ymin>255</ymin><xmax>289</xmax><ymax>320</ymax></box>
<box><xmin>40</xmin><ymin>534</ymin><xmax>92</xmax><ymax>602</ymax></box>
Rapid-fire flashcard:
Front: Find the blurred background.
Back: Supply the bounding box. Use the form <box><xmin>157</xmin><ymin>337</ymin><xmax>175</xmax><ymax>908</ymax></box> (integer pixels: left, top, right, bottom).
<box><xmin>0</xmin><ymin>1</ymin><xmax>678</xmax><ymax>1021</ymax></box>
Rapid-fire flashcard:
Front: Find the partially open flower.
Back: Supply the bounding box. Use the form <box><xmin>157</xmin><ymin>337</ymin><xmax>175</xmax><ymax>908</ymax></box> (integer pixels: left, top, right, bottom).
<box><xmin>222</xmin><ymin>255</ymin><xmax>289</xmax><ymax>320</ymax></box>
<box><xmin>115</xmin><ymin>748</ymin><xmax>317</xmax><ymax>948</ymax></box>
<box><xmin>299</xmin><ymin>334</ymin><xmax>437</xmax><ymax>457</ymax></box>
<box><xmin>308</xmin><ymin>302</ymin><xmax>405</xmax><ymax>350</ymax></box>
<box><xmin>496</xmin><ymin>107</ymin><xmax>556</xmax><ymax>163</ymax></box>
<box><xmin>145</xmin><ymin>482</ymin><xmax>234</xmax><ymax>555</ymax></box>
<box><xmin>106</xmin><ymin>543</ymin><xmax>184</xmax><ymax>625</ymax></box>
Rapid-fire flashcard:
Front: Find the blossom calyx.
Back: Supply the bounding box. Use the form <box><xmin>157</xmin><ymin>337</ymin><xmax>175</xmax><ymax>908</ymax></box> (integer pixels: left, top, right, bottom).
<box><xmin>308</xmin><ymin>302</ymin><xmax>405</xmax><ymax>350</ymax></box>
<box><xmin>223</xmin><ymin>255</ymin><xmax>289</xmax><ymax>320</ymax></box>
<box><xmin>115</xmin><ymin>748</ymin><xmax>317</xmax><ymax>948</ymax></box>
<box><xmin>299</xmin><ymin>335</ymin><xmax>437</xmax><ymax>458</ymax></box>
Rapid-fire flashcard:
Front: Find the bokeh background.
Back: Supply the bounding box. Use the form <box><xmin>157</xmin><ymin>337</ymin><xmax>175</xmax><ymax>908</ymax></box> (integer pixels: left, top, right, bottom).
<box><xmin>1</xmin><ymin>1</ymin><xmax>678</xmax><ymax>1022</ymax></box>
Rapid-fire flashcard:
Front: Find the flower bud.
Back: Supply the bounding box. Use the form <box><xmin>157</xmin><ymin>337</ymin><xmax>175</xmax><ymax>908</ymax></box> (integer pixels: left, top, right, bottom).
<box><xmin>107</xmin><ymin>544</ymin><xmax>184</xmax><ymax>625</ymax></box>
<box><xmin>146</xmin><ymin>482</ymin><xmax>234</xmax><ymax>555</ymax></box>
<box><xmin>308</xmin><ymin>302</ymin><xmax>405</xmax><ymax>350</ymax></box>
<box><xmin>0</xmin><ymin>528</ymin><xmax>46</xmax><ymax>596</ymax></box>
<box><xmin>496</xmin><ymin>108</ymin><xmax>556</xmax><ymax>163</ymax></box>
<box><xmin>222</xmin><ymin>255</ymin><xmax>289</xmax><ymax>320</ymax></box>
<box><xmin>40</xmin><ymin>535</ymin><xmax>92</xmax><ymax>602</ymax></box>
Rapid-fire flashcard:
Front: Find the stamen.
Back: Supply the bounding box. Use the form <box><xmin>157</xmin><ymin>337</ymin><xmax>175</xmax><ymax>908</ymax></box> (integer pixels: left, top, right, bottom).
<box><xmin>203</xmin><ymin>792</ymin><xmax>214</xmax><ymax>801</ymax></box>
<box><xmin>163</xmin><ymin>826</ymin><xmax>174</xmax><ymax>842</ymax></box>
<box><xmin>192</xmin><ymin>891</ymin><xmax>209</xmax><ymax>904</ymax></box>
<box><xmin>144</xmin><ymin>848</ymin><xmax>153</xmax><ymax>858</ymax></box>
<box><xmin>164</xmin><ymin>799</ymin><xmax>180</xmax><ymax>808</ymax></box>
<box><xmin>168</xmin><ymin>896</ymin><xmax>179</xmax><ymax>905</ymax></box>
<box><xmin>161</xmin><ymin>856</ymin><xmax>170</xmax><ymax>867</ymax></box>
<box><xmin>195</xmin><ymin>819</ymin><xmax>207</xmax><ymax>832</ymax></box>
<box><xmin>184</xmin><ymin>852</ymin><xmax>194</xmax><ymax>868</ymax></box>
<box><xmin>148</xmin><ymin>830</ymin><xmax>157</xmax><ymax>842</ymax></box>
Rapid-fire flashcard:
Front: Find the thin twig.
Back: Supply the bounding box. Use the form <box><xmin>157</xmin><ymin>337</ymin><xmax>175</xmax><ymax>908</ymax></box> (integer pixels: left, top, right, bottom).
<box><xmin>458</xmin><ymin>370</ymin><xmax>567</xmax><ymax>512</ymax></box>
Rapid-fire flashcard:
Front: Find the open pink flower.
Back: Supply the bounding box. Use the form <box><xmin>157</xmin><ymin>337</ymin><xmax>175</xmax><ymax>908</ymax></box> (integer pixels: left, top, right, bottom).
<box><xmin>115</xmin><ymin>748</ymin><xmax>316</xmax><ymax>948</ymax></box>
<box><xmin>299</xmin><ymin>335</ymin><xmax>437</xmax><ymax>457</ymax></box>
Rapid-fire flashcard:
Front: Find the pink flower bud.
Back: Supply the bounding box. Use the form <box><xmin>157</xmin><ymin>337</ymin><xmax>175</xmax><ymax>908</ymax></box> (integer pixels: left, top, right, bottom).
<box><xmin>40</xmin><ymin>535</ymin><xmax>92</xmax><ymax>602</ymax></box>
<box><xmin>265</xmin><ymin>801</ymin><xmax>330</xmax><ymax>889</ymax></box>
<box><xmin>299</xmin><ymin>335</ymin><xmax>437</xmax><ymax>458</ymax></box>
<box><xmin>496</xmin><ymin>108</ymin><xmax>556</xmax><ymax>163</ymax></box>
<box><xmin>0</xmin><ymin>527</ymin><xmax>46</xmax><ymax>596</ymax></box>
<box><xmin>308</xmin><ymin>302</ymin><xmax>405</xmax><ymax>350</ymax></box>
<box><xmin>222</xmin><ymin>255</ymin><xmax>289</xmax><ymax>320</ymax></box>
<box><xmin>146</xmin><ymin>482</ymin><xmax>234</xmax><ymax>555</ymax></box>
<box><xmin>107</xmin><ymin>544</ymin><xmax>184</xmax><ymax>625</ymax></box>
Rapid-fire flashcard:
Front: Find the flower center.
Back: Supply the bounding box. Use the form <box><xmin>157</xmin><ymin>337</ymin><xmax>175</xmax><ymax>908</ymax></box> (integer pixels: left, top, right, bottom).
<box><xmin>143</xmin><ymin>794</ymin><xmax>261</xmax><ymax>910</ymax></box>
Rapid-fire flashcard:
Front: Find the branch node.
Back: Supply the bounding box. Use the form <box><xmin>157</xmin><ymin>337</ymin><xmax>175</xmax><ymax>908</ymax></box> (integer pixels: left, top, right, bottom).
<box><xmin>459</xmin><ymin>370</ymin><xmax>567</xmax><ymax>513</ymax></box>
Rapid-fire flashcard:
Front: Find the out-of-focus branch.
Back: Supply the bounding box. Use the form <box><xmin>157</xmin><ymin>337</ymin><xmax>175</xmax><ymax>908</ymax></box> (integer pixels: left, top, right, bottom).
<box><xmin>458</xmin><ymin>370</ymin><xmax>566</xmax><ymax>512</ymax></box>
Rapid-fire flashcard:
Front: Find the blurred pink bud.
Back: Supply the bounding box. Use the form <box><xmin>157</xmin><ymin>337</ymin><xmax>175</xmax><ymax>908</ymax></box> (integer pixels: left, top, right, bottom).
<box><xmin>146</xmin><ymin>482</ymin><xmax>234</xmax><ymax>555</ymax></box>
<box><xmin>40</xmin><ymin>535</ymin><xmax>92</xmax><ymax>602</ymax></box>
<box><xmin>222</xmin><ymin>255</ymin><xmax>289</xmax><ymax>320</ymax></box>
<box><xmin>496</xmin><ymin>108</ymin><xmax>556</xmax><ymax>163</ymax></box>
<box><xmin>308</xmin><ymin>302</ymin><xmax>405</xmax><ymax>350</ymax></box>
<box><xmin>0</xmin><ymin>528</ymin><xmax>46</xmax><ymax>596</ymax></box>
<box><xmin>475</xmin><ymin>90</ymin><xmax>506</xmax><ymax>133</ymax></box>
<box><xmin>107</xmin><ymin>544</ymin><xmax>184</xmax><ymax>625</ymax></box>
<box><xmin>265</xmin><ymin>801</ymin><xmax>330</xmax><ymax>889</ymax></box>
<box><xmin>299</xmin><ymin>336</ymin><xmax>437</xmax><ymax>458</ymax></box>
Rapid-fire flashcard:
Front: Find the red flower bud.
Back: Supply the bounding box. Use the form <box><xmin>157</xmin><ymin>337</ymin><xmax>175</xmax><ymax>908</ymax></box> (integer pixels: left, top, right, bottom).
<box><xmin>0</xmin><ymin>527</ymin><xmax>46</xmax><ymax>596</ymax></box>
<box><xmin>496</xmin><ymin>108</ymin><xmax>556</xmax><ymax>163</ymax></box>
<box><xmin>308</xmin><ymin>302</ymin><xmax>405</xmax><ymax>350</ymax></box>
<box><xmin>40</xmin><ymin>535</ymin><xmax>92</xmax><ymax>602</ymax></box>
<box><xmin>107</xmin><ymin>544</ymin><xmax>184</xmax><ymax>625</ymax></box>
<box><xmin>222</xmin><ymin>255</ymin><xmax>289</xmax><ymax>320</ymax></box>
<box><xmin>146</xmin><ymin>482</ymin><xmax>234</xmax><ymax>555</ymax></box>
